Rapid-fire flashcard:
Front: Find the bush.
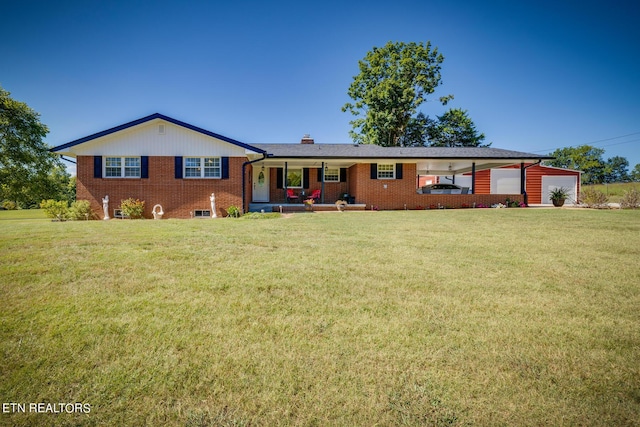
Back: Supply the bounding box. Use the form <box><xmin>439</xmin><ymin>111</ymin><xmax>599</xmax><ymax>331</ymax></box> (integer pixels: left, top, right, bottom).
<box><xmin>2</xmin><ymin>200</ymin><xmax>18</xmax><ymax>210</ymax></box>
<box><xmin>579</xmin><ymin>188</ymin><xmax>609</xmax><ymax>208</ymax></box>
<box><xmin>40</xmin><ymin>199</ymin><xmax>70</xmax><ymax>220</ymax></box>
<box><xmin>226</xmin><ymin>205</ymin><xmax>241</xmax><ymax>218</ymax></box>
<box><xmin>120</xmin><ymin>198</ymin><xmax>145</xmax><ymax>219</ymax></box>
<box><xmin>620</xmin><ymin>188</ymin><xmax>640</xmax><ymax>209</ymax></box>
<box><xmin>69</xmin><ymin>200</ymin><xmax>94</xmax><ymax>220</ymax></box>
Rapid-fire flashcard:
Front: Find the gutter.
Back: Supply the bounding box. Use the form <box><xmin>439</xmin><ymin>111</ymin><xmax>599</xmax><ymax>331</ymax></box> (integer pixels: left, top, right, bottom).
<box><xmin>241</xmin><ymin>153</ymin><xmax>268</xmax><ymax>214</ymax></box>
<box><xmin>521</xmin><ymin>160</ymin><xmax>542</xmax><ymax>206</ymax></box>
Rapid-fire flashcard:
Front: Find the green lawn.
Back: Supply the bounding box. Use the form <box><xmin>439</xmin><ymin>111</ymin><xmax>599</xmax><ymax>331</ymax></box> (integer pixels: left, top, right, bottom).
<box><xmin>1</xmin><ymin>209</ymin><xmax>639</xmax><ymax>426</ymax></box>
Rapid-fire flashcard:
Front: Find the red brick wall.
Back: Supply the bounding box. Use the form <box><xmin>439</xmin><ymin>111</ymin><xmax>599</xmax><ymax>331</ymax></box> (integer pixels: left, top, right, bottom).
<box><xmin>77</xmin><ymin>156</ymin><xmax>246</xmax><ymax>219</ymax></box>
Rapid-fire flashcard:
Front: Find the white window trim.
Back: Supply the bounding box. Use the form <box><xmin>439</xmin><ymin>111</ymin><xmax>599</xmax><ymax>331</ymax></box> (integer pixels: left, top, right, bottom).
<box><xmin>324</xmin><ymin>168</ymin><xmax>339</xmax><ymax>182</ymax></box>
<box><xmin>377</xmin><ymin>163</ymin><xmax>395</xmax><ymax>180</ymax></box>
<box><xmin>104</xmin><ymin>156</ymin><xmax>141</xmax><ymax>178</ymax></box>
<box><xmin>184</xmin><ymin>157</ymin><xmax>222</xmax><ymax>179</ymax></box>
<box><xmin>285</xmin><ymin>168</ymin><xmax>303</xmax><ymax>188</ymax></box>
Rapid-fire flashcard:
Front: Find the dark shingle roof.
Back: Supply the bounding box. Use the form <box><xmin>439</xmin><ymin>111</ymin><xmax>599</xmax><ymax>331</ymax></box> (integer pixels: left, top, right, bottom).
<box><xmin>252</xmin><ymin>143</ymin><xmax>552</xmax><ymax>160</ymax></box>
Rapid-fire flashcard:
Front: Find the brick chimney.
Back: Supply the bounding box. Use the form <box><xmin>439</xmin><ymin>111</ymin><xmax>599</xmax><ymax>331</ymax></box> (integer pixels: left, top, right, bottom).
<box><xmin>300</xmin><ymin>134</ymin><xmax>314</xmax><ymax>144</ymax></box>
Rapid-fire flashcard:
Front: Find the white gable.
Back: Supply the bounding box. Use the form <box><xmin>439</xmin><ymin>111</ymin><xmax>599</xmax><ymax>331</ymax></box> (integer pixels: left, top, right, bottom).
<box><xmin>65</xmin><ymin>118</ymin><xmax>249</xmax><ymax>157</ymax></box>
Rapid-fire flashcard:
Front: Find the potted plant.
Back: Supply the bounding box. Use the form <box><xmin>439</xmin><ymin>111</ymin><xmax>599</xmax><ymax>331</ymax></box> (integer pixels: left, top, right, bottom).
<box><xmin>550</xmin><ymin>187</ymin><xmax>569</xmax><ymax>207</ymax></box>
<box><xmin>303</xmin><ymin>198</ymin><xmax>315</xmax><ymax>211</ymax></box>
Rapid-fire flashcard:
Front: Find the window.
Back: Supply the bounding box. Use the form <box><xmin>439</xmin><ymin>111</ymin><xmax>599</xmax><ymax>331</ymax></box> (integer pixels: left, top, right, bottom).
<box><xmin>377</xmin><ymin>164</ymin><xmax>395</xmax><ymax>179</ymax></box>
<box><xmin>286</xmin><ymin>168</ymin><xmax>303</xmax><ymax>188</ymax></box>
<box><xmin>105</xmin><ymin>157</ymin><xmax>140</xmax><ymax>178</ymax></box>
<box><xmin>194</xmin><ymin>210</ymin><xmax>211</xmax><ymax>217</ymax></box>
<box><xmin>324</xmin><ymin>168</ymin><xmax>339</xmax><ymax>182</ymax></box>
<box><xmin>185</xmin><ymin>157</ymin><xmax>221</xmax><ymax>178</ymax></box>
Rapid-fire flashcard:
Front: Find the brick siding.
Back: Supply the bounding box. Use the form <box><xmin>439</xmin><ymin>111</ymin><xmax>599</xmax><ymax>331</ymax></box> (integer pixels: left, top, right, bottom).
<box><xmin>77</xmin><ymin>156</ymin><xmax>246</xmax><ymax>219</ymax></box>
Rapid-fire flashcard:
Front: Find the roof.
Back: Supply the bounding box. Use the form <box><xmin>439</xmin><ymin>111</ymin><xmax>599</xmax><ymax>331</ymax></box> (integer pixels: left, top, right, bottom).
<box><xmin>253</xmin><ymin>143</ymin><xmax>553</xmax><ymax>160</ymax></box>
<box><xmin>50</xmin><ymin>113</ymin><xmax>266</xmax><ymax>154</ymax></box>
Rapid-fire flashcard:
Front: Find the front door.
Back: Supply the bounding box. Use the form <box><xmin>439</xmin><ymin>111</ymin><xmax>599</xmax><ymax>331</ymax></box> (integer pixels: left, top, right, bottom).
<box><xmin>252</xmin><ymin>167</ymin><xmax>269</xmax><ymax>202</ymax></box>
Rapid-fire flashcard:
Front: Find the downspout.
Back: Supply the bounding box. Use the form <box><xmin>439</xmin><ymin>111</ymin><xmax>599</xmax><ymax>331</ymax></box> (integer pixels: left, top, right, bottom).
<box><xmin>471</xmin><ymin>162</ymin><xmax>476</xmax><ymax>194</ymax></box>
<box><xmin>242</xmin><ymin>153</ymin><xmax>268</xmax><ymax>214</ymax></box>
<box><xmin>521</xmin><ymin>160</ymin><xmax>542</xmax><ymax>206</ymax></box>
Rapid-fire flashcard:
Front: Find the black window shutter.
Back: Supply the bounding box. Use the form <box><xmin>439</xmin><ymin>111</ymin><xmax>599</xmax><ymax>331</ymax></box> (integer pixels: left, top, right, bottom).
<box><xmin>221</xmin><ymin>157</ymin><xmax>229</xmax><ymax>179</ymax></box>
<box><xmin>340</xmin><ymin>168</ymin><xmax>347</xmax><ymax>182</ymax></box>
<box><xmin>317</xmin><ymin>168</ymin><xmax>323</xmax><ymax>182</ymax></box>
<box><xmin>370</xmin><ymin>163</ymin><xmax>378</xmax><ymax>180</ymax></box>
<box><xmin>303</xmin><ymin>168</ymin><xmax>310</xmax><ymax>189</ymax></box>
<box><xmin>396</xmin><ymin>163</ymin><xmax>403</xmax><ymax>180</ymax></box>
<box><xmin>276</xmin><ymin>168</ymin><xmax>283</xmax><ymax>189</ymax></box>
<box><xmin>94</xmin><ymin>156</ymin><xmax>102</xmax><ymax>178</ymax></box>
<box><xmin>174</xmin><ymin>156</ymin><xmax>183</xmax><ymax>179</ymax></box>
<box><xmin>141</xmin><ymin>156</ymin><xmax>149</xmax><ymax>179</ymax></box>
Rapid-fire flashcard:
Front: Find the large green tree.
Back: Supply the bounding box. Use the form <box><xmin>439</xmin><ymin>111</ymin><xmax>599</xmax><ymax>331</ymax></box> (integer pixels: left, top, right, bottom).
<box><xmin>603</xmin><ymin>156</ymin><xmax>630</xmax><ymax>183</ymax></box>
<box><xmin>425</xmin><ymin>108</ymin><xmax>490</xmax><ymax>147</ymax></box>
<box><xmin>545</xmin><ymin>145</ymin><xmax>606</xmax><ymax>185</ymax></box>
<box><xmin>0</xmin><ymin>86</ymin><xmax>69</xmax><ymax>207</ymax></box>
<box><xmin>342</xmin><ymin>41</ymin><xmax>453</xmax><ymax>146</ymax></box>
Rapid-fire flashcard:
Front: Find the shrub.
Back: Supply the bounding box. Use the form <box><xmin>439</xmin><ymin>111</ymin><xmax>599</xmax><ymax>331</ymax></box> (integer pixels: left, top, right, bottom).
<box><xmin>69</xmin><ymin>200</ymin><xmax>94</xmax><ymax>220</ymax></box>
<box><xmin>40</xmin><ymin>199</ymin><xmax>69</xmax><ymax>220</ymax></box>
<box><xmin>2</xmin><ymin>200</ymin><xmax>17</xmax><ymax>210</ymax></box>
<box><xmin>579</xmin><ymin>188</ymin><xmax>609</xmax><ymax>208</ymax></box>
<box><xmin>226</xmin><ymin>205</ymin><xmax>241</xmax><ymax>218</ymax></box>
<box><xmin>120</xmin><ymin>198</ymin><xmax>145</xmax><ymax>219</ymax></box>
<box><xmin>620</xmin><ymin>188</ymin><xmax>640</xmax><ymax>209</ymax></box>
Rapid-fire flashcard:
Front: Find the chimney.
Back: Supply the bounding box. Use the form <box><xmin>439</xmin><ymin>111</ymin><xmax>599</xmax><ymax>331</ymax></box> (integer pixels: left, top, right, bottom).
<box><xmin>300</xmin><ymin>134</ymin><xmax>314</xmax><ymax>144</ymax></box>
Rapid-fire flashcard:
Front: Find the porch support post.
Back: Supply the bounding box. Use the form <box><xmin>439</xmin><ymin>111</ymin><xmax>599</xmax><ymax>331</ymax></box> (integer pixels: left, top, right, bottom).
<box><xmin>284</xmin><ymin>161</ymin><xmax>288</xmax><ymax>201</ymax></box>
<box><xmin>321</xmin><ymin>162</ymin><xmax>325</xmax><ymax>204</ymax></box>
<box><xmin>471</xmin><ymin>162</ymin><xmax>476</xmax><ymax>194</ymax></box>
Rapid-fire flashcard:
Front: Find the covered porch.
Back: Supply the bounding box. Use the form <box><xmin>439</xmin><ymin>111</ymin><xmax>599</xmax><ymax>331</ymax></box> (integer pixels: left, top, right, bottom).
<box><xmin>244</xmin><ymin>142</ymin><xmax>549</xmax><ymax>212</ymax></box>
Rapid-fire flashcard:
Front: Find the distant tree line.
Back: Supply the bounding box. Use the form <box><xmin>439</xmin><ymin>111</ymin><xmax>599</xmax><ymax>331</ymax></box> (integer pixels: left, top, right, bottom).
<box><xmin>545</xmin><ymin>145</ymin><xmax>640</xmax><ymax>185</ymax></box>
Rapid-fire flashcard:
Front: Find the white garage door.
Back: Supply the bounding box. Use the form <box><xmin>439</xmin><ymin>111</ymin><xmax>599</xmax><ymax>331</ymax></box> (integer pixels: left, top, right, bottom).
<box><xmin>542</xmin><ymin>176</ymin><xmax>577</xmax><ymax>204</ymax></box>
<box><xmin>491</xmin><ymin>169</ymin><xmax>521</xmax><ymax>194</ymax></box>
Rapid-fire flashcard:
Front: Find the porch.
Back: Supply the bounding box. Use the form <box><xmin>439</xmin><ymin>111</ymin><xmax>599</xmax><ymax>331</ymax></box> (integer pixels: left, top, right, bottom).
<box><xmin>248</xmin><ymin>202</ymin><xmax>367</xmax><ymax>213</ymax></box>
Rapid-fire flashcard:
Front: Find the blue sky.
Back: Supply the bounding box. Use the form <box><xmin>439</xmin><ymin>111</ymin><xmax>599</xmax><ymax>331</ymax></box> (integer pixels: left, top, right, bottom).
<box><xmin>2</xmin><ymin>0</ymin><xmax>639</xmax><ymax>175</ymax></box>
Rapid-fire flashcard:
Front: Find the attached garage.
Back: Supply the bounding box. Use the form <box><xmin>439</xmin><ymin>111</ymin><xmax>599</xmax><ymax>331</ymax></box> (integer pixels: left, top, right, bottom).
<box><xmin>463</xmin><ymin>164</ymin><xmax>581</xmax><ymax>205</ymax></box>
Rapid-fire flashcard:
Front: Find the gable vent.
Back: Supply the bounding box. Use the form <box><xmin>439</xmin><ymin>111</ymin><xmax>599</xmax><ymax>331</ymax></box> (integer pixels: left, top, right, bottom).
<box><xmin>158</xmin><ymin>124</ymin><xmax>165</xmax><ymax>134</ymax></box>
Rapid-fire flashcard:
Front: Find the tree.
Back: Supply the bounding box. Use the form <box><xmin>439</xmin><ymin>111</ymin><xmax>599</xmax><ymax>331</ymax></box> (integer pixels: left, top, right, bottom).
<box><xmin>545</xmin><ymin>145</ymin><xmax>606</xmax><ymax>185</ymax></box>
<box><xmin>603</xmin><ymin>156</ymin><xmax>630</xmax><ymax>183</ymax></box>
<box><xmin>425</xmin><ymin>108</ymin><xmax>490</xmax><ymax>147</ymax></box>
<box><xmin>631</xmin><ymin>164</ymin><xmax>640</xmax><ymax>182</ymax></box>
<box><xmin>342</xmin><ymin>41</ymin><xmax>453</xmax><ymax>146</ymax></box>
<box><xmin>0</xmin><ymin>86</ymin><xmax>69</xmax><ymax>207</ymax></box>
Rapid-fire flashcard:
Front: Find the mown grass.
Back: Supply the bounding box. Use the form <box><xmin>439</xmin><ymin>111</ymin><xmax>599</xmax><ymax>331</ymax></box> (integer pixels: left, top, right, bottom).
<box><xmin>1</xmin><ymin>209</ymin><xmax>639</xmax><ymax>426</ymax></box>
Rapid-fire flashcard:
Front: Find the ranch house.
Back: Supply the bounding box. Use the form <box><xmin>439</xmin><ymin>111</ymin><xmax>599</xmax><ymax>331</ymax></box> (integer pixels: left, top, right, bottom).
<box><xmin>50</xmin><ymin>113</ymin><xmax>580</xmax><ymax>218</ymax></box>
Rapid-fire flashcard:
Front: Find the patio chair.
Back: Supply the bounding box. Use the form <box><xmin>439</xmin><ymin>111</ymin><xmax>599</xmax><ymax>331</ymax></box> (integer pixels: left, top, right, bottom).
<box><xmin>308</xmin><ymin>189</ymin><xmax>321</xmax><ymax>203</ymax></box>
<box><xmin>286</xmin><ymin>188</ymin><xmax>300</xmax><ymax>202</ymax></box>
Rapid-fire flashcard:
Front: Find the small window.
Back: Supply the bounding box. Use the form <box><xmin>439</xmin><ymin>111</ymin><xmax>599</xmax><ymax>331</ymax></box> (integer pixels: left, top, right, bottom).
<box><xmin>105</xmin><ymin>157</ymin><xmax>140</xmax><ymax>178</ymax></box>
<box><xmin>113</xmin><ymin>209</ymin><xmax>127</xmax><ymax>218</ymax></box>
<box><xmin>324</xmin><ymin>168</ymin><xmax>339</xmax><ymax>182</ymax></box>
<box><xmin>194</xmin><ymin>210</ymin><xmax>211</xmax><ymax>217</ymax></box>
<box><xmin>377</xmin><ymin>164</ymin><xmax>395</xmax><ymax>179</ymax></box>
<box><xmin>185</xmin><ymin>157</ymin><xmax>221</xmax><ymax>179</ymax></box>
